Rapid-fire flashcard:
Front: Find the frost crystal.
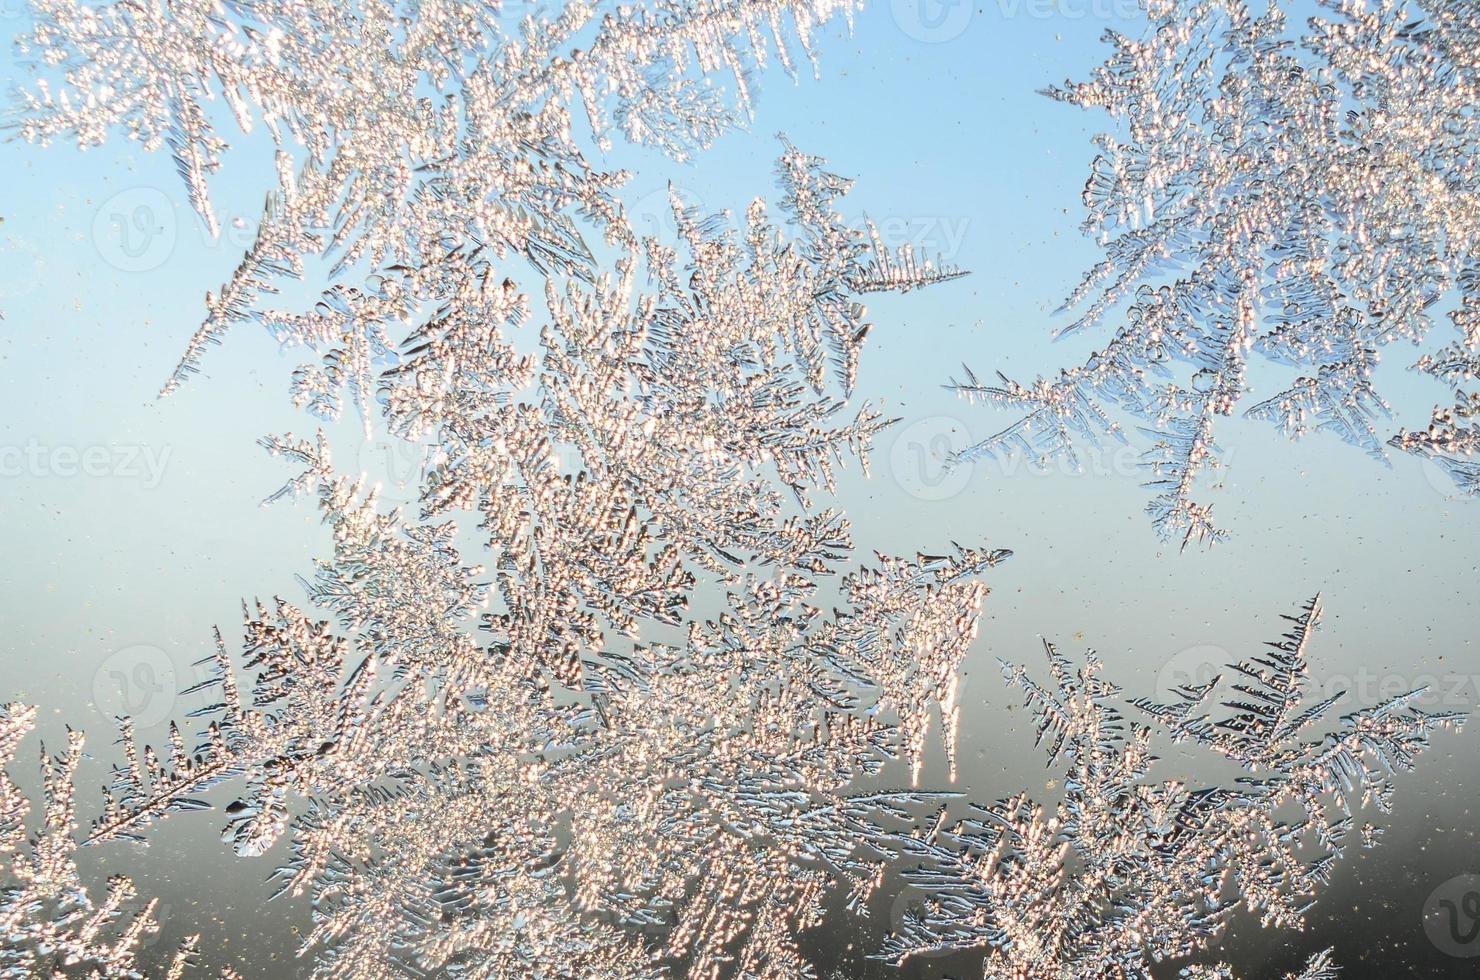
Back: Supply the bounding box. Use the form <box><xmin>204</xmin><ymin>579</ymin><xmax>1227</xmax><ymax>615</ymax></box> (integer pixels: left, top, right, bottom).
<box><xmin>953</xmin><ymin>0</ymin><xmax>1480</xmax><ymax>545</ymax></box>
<box><xmin>1</xmin><ymin>0</ymin><xmax>1463</xmax><ymax>976</ymax></box>
<box><xmin>9</xmin><ymin>0</ymin><xmax>877</xmax><ymax>399</ymax></box>
<box><xmin>880</xmin><ymin>598</ymin><xmax>1462</xmax><ymax>976</ymax></box>
<box><xmin>84</xmin><ymin>435</ymin><xmax>1010</xmax><ymax>975</ymax></box>
<box><xmin>0</xmin><ymin>704</ymin><xmax>206</xmax><ymax>978</ymax></box>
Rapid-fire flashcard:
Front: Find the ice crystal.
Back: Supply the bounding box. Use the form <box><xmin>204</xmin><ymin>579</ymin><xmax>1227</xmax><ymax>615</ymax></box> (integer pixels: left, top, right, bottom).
<box><xmin>81</xmin><ymin>430</ymin><xmax>1010</xmax><ymax>975</ymax></box>
<box><xmin>8</xmin><ymin>0</ymin><xmax>886</xmax><ymax>400</ymax></box>
<box><xmin>19</xmin><ymin>82</ymin><xmax>987</xmax><ymax>972</ymax></box>
<box><xmin>879</xmin><ymin>597</ymin><xmax>1462</xmax><ymax>976</ymax></box>
<box><xmin>953</xmin><ymin>0</ymin><xmax>1480</xmax><ymax>545</ymax></box>
<box><xmin>1181</xmin><ymin>950</ymin><xmax>1339</xmax><ymax>980</ymax></box>
<box><xmin>0</xmin><ymin>703</ymin><xmax>205</xmax><ymax>978</ymax></box>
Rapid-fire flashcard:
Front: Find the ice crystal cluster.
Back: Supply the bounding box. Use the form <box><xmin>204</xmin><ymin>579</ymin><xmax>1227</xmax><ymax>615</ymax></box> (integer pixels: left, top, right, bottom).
<box><xmin>880</xmin><ymin>598</ymin><xmax>1461</xmax><ymax>977</ymax></box>
<box><xmin>0</xmin><ymin>0</ymin><xmax>1464</xmax><ymax>976</ymax></box>
<box><xmin>953</xmin><ymin>0</ymin><xmax>1480</xmax><ymax>545</ymax></box>
<box><xmin>0</xmin><ymin>704</ymin><xmax>214</xmax><ymax>978</ymax></box>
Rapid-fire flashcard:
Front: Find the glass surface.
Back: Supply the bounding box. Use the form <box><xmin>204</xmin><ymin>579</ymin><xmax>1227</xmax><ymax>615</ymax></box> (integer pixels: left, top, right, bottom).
<box><xmin>1</xmin><ymin>0</ymin><xmax>1477</xmax><ymax>976</ymax></box>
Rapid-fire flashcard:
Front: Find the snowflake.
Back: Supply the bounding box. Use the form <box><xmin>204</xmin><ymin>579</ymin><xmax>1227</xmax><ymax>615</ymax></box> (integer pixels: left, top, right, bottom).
<box><xmin>48</xmin><ymin>129</ymin><xmax>986</xmax><ymax>974</ymax></box>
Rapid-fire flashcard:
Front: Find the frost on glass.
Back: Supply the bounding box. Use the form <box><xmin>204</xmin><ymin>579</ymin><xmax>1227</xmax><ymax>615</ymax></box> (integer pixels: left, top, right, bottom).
<box><xmin>878</xmin><ymin>598</ymin><xmax>1462</xmax><ymax>976</ymax></box>
<box><xmin>9</xmin><ymin>0</ymin><xmax>874</xmax><ymax>399</ymax></box>
<box><xmin>0</xmin><ymin>0</ymin><xmax>1465</xmax><ymax>976</ymax></box>
<box><xmin>0</xmin><ymin>704</ymin><xmax>211</xmax><ymax>978</ymax></box>
<box><xmin>66</xmin><ymin>148</ymin><xmax>1009</xmax><ymax>971</ymax></box>
<box><xmin>952</xmin><ymin>0</ymin><xmax>1480</xmax><ymax>546</ymax></box>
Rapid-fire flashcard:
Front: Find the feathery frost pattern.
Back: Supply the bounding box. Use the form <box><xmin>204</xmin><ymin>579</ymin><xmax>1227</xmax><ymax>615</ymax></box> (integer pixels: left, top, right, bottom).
<box><xmin>1</xmin><ymin>0</ymin><xmax>1463</xmax><ymax>975</ymax></box>
<box><xmin>0</xmin><ymin>704</ymin><xmax>211</xmax><ymax>978</ymax></box>
<box><xmin>952</xmin><ymin>0</ymin><xmax>1480</xmax><ymax>546</ymax></box>
<box><xmin>84</xmin><ymin>433</ymin><xmax>1012</xmax><ymax>975</ymax></box>
<box><xmin>11</xmin><ymin>0</ymin><xmax>875</xmax><ymax>398</ymax></box>
<box><xmin>879</xmin><ymin>598</ymin><xmax>1462</xmax><ymax>977</ymax></box>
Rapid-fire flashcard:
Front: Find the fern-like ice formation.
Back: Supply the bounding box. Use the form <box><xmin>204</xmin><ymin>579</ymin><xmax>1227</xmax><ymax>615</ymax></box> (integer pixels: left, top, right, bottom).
<box><xmin>2</xmin><ymin>0</ymin><xmax>1464</xmax><ymax>976</ymax></box>
<box><xmin>63</xmin><ymin>147</ymin><xmax>1002</xmax><ymax>967</ymax></box>
<box><xmin>9</xmin><ymin>0</ymin><xmax>971</xmax><ymax>404</ymax></box>
<box><xmin>951</xmin><ymin>0</ymin><xmax>1480</xmax><ymax>546</ymax></box>
<box><xmin>96</xmin><ymin>462</ymin><xmax>1008</xmax><ymax>976</ymax></box>
<box><xmin>880</xmin><ymin>598</ymin><xmax>1462</xmax><ymax>977</ymax></box>
<box><xmin>0</xmin><ymin>703</ymin><xmax>213</xmax><ymax>978</ymax></box>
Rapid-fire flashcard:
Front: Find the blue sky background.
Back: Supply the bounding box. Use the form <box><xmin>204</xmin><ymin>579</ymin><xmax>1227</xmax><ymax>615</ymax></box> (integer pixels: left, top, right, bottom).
<box><xmin>2</xmin><ymin>0</ymin><xmax>1479</xmax><ymax>974</ymax></box>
